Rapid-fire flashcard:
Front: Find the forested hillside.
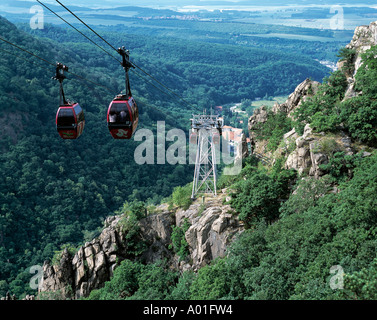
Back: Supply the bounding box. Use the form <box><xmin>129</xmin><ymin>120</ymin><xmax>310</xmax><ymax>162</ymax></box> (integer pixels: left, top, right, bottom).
<box><xmin>81</xmin><ymin>21</ymin><xmax>377</xmax><ymax>301</ymax></box>
<box><xmin>0</xmin><ymin>15</ymin><xmax>192</xmax><ymax>297</ymax></box>
<box><xmin>23</xmin><ymin>22</ymin><xmax>332</xmax><ymax>104</ymax></box>
<box><xmin>83</xmin><ymin>153</ymin><xmax>377</xmax><ymax>300</ymax></box>
<box><xmin>0</xmin><ymin>15</ymin><xmax>330</xmax><ymax>298</ymax></box>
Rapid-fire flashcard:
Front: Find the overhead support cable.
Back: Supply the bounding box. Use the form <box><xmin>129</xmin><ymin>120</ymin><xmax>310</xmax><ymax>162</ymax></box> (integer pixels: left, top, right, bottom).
<box><xmin>54</xmin><ymin>0</ymin><xmax>200</xmax><ymax>113</ymax></box>
<box><xmin>0</xmin><ymin>35</ymin><xmax>115</xmax><ymax>95</ymax></box>
<box><xmin>36</xmin><ymin>0</ymin><xmax>121</xmax><ymax>65</ymax></box>
<box><xmin>55</xmin><ymin>0</ymin><xmax>119</xmax><ymax>53</ymax></box>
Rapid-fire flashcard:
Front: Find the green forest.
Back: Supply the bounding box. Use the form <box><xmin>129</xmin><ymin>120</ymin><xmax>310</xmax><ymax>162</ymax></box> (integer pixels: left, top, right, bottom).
<box><xmin>84</xmin><ymin>44</ymin><xmax>377</xmax><ymax>301</ymax></box>
<box><xmin>3</xmin><ymin>4</ymin><xmax>377</xmax><ymax>301</ymax></box>
<box><xmin>84</xmin><ymin>152</ymin><xmax>377</xmax><ymax>300</ymax></box>
<box><xmin>0</xmin><ymin>14</ymin><xmax>333</xmax><ymax>298</ymax></box>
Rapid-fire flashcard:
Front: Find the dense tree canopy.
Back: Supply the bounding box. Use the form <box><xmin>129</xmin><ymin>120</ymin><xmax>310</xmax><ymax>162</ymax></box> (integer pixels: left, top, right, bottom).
<box><xmin>0</xmin><ymin>14</ymin><xmax>354</xmax><ymax>300</ymax></box>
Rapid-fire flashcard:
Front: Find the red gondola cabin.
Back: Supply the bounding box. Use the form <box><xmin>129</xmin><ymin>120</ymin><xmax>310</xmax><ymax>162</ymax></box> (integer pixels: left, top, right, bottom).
<box><xmin>56</xmin><ymin>103</ymin><xmax>85</xmax><ymax>139</ymax></box>
<box><xmin>107</xmin><ymin>95</ymin><xmax>138</xmax><ymax>139</ymax></box>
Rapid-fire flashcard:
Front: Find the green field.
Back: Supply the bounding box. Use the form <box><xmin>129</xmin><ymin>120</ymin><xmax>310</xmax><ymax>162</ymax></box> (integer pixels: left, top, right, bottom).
<box><xmin>242</xmin><ymin>33</ymin><xmax>349</xmax><ymax>42</ymax></box>
<box><xmin>251</xmin><ymin>95</ymin><xmax>289</xmax><ymax>109</ymax></box>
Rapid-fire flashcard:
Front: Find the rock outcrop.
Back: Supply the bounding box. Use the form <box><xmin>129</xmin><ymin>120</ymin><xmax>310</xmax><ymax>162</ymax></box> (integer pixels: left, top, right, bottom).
<box><xmin>338</xmin><ymin>21</ymin><xmax>377</xmax><ymax>99</ymax></box>
<box><xmin>247</xmin><ymin>20</ymin><xmax>377</xmax><ymax>177</ymax></box>
<box><xmin>248</xmin><ymin>78</ymin><xmax>320</xmax><ymax>156</ymax></box>
<box><xmin>38</xmin><ymin>194</ymin><xmax>243</xmax><ymax>299</ymax></box>
<box><xmin>284</xmin><ymin>125</ymin><xmax>312</xmax><ymax>176</ymax></box>
<box><xmin>272</xmin><ymin>78</ymin><xmax>320</xmax><ymax>117</ymax></box>
<box><xmin>176</xmin><ymin>194</ymin><xmax>243</xmax><ymax>272</ymax></box>
<box><xmin>185</xmin><ymin>206</ymin><xmax>241</xmax><ymax>271</ymax></box>
<box><xmin>274</xmin><ymin>123</ymin><xmax>356</xmax><ymax>178</ymax></box>
<box><xmin>344</xmin><ymin>21</ymin><xmax>377</xmax><ymax>76</ymax></box>
<box><xmin>39</xmin><ymin>215</ymin><xmax>121</xmax><ymax>299</ymax></box>
<box><xmin>248</xmin><ymin>80</ymin><xmax>357</xmax><ymax>178</ymax></box>
<box><xmin>39</xmin><ymin>213</ymin><xmax>175</xmax><ymax>299</ymax></box>
<box><xmin>248</xmin><ymin>105</ymin><xmax>269</xmax><ymax>132</ymax></box>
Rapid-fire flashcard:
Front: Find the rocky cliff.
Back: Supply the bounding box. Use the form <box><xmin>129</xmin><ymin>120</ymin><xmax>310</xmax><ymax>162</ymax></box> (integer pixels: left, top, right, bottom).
<box><xmin>248</xmin><ymin>21</ymin><xmax>377</xmax><ymax>178</ymax></box>
<box><xmin>38</xmin><ymin>192</ymin><xmax>243</xmax><ymax>299</ymax></box>
<box><xmin>338</xmin><ymin>21</ymin><xmax>377</xmax><ymax>100</ymax></box>
<box><xmin>175</xmin><ymin>193</ymin><xmax>243</xmax><ymax>272</ymax></box>
<box><xmin>345</xmin><ymin>21</ymin><xmax>377</xmax><ymax>75</ymax></box>
<box><xmin>248</xmin><ymin>78</ymin><xmax>321</xmax><ymax>157</ymax></box>
<box><xmin>248</xmin><ymin>81</ymin><xmax>361</xmax><ymax>178</ymax></box>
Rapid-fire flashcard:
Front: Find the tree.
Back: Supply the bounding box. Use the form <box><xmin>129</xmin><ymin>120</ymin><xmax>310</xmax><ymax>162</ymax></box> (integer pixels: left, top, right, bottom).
<box><xmin>355</xmin><ymin>46</ymin><xmax>377</xmax><ymax>98</ymax></box>
<box><xmin>170</xmin><ymin>218</ymin><xmax>191</xmax><ymax>261</ymax></box>
<box><xmin>86</xmin><ymin>259</ymin><xmax>177</xmax><ymax>300</ymax></box>
<box><xmin>230</xmin><ymin>171</ymin><xmax>281</xmax><ymax>227</ymax></box>
<box><xmin>251</xmin><ymin>110</ymin><xmax>293</xmax><ymax>152</ymax></box>
<box><xmin>190</xmin><ymin>258</ymin><xmax>230</xmax><ymax>300</ymax></box>
<box><xmin>87</xmin><ymin>259</ymin><xmax>143</xmax><ymax>300</ymax></box>
<box><xmin>337</xmin><ymin>47</ymin><xmax>356</xmax><ymax>76</ymax></box>
<box><xmin>170</xmin><ymin>183</ymin><xmax>193</xmax><ymax>210</ymax></box>
<box><xmin>293</xmin><ymin>70</ymin><xmax>347</xmax><ymax>134</ymax></box>
<box><xmin>340</xmin><ymin>97</ymin><xmax>377</xmax><ymax>145</ymax></box>
<box><xmin>343</xmin><ymin>258</ymin><xmax>377</xmax><ymax>300</ymax></box>
<box><xmin>279</xmin><ymin>176</ymin><xmax>333</xmax><ymax>218</ymax></box>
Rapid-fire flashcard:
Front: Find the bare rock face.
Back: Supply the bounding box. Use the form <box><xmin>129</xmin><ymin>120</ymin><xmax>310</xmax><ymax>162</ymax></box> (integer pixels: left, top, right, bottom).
<box><xmin>39</xmin><ymin>216</ymin><xmax>123</xmax><ymax>299</ymax></box>
<box><xmin>344</xmin><ymin>21</ymin><xmax>377</xmax><ymax>75</ymax></box>
<box><xmin>186</xmin><ymin>206</ymin><xmax>239</xmax><ymax>270</ymax></box>
<box><xmin>39</xmin><ymin>212</ymin><xmax>175</xmax><ymax>299</ymax></box>
<box><xmin>241</xmin><ymin>133</ymin><xmax>249</xmax><ymax>159</ymax></box>
<box><xmin>284</xmin><ymin>124</ymin><xmax>329</xmax><ymax>179</ymax></box>
<box><xmin>248</xmin><ymin>105</ymin><xmax>269</xmax><ymax>154</ymax></box>
<box><xmin>176</xmin><ymin>196</ymin><xmax>243</xmax><ymax>272</ymax></box>
<box><xmin>38</xmin><ymin>195</ymin><xmax>243</xmax><ymax>299</ymax></box>
<box><xmin>285</xmin><ymin>124</ymin><xmax>315</xmax><ymax>175</ymax></box>
<box><xmin>40</xmin><ymin>248</ymin><xmax>75</xmax><ymax>298</ymax></box>
<box><xmin>139</xmin><ymin>212</ymin><xmax>175</xmax><ymax>264</ymax></box>
<box><xmin>248</xmin><ymin>105</ymin><xmax>269</xmax><ymax>133</ymax></box>
<box><xmin>284</xmin><ymin>124</ymin><xmax>356</xmax><ymax>179</ymax></box>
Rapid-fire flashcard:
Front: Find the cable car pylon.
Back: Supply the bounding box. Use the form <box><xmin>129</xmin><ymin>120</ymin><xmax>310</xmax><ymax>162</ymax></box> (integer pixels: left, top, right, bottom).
<box><xmin>190</xmin><ymin>112</ymin><xmax>224</xmax><ymax>200</ymax></box>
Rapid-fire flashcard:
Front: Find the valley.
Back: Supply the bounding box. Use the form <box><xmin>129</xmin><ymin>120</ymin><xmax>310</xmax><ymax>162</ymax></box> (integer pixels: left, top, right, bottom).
<box><xmin>1</xmin><ymin>1</ymin><xmax>377</xmax><ymax>302</ymax></box>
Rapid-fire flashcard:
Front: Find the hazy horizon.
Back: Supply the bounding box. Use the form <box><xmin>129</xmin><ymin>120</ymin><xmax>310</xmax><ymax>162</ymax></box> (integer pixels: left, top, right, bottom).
<box><xmin>2</xmin><ymin>0</ymin><xmax>377</xmax><ymax>30</ymax></box>
<box><xmin>4</xmin><ymin>0</ymin><xmax>377</xmax><ymax>10</ymax></box>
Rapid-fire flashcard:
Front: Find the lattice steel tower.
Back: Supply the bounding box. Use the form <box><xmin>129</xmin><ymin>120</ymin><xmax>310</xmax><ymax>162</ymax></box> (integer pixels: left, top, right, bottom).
<box><xmin>190</xmin><ymin>113</ymin><xmax>224</xmax><ymax>200</ymax></box>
